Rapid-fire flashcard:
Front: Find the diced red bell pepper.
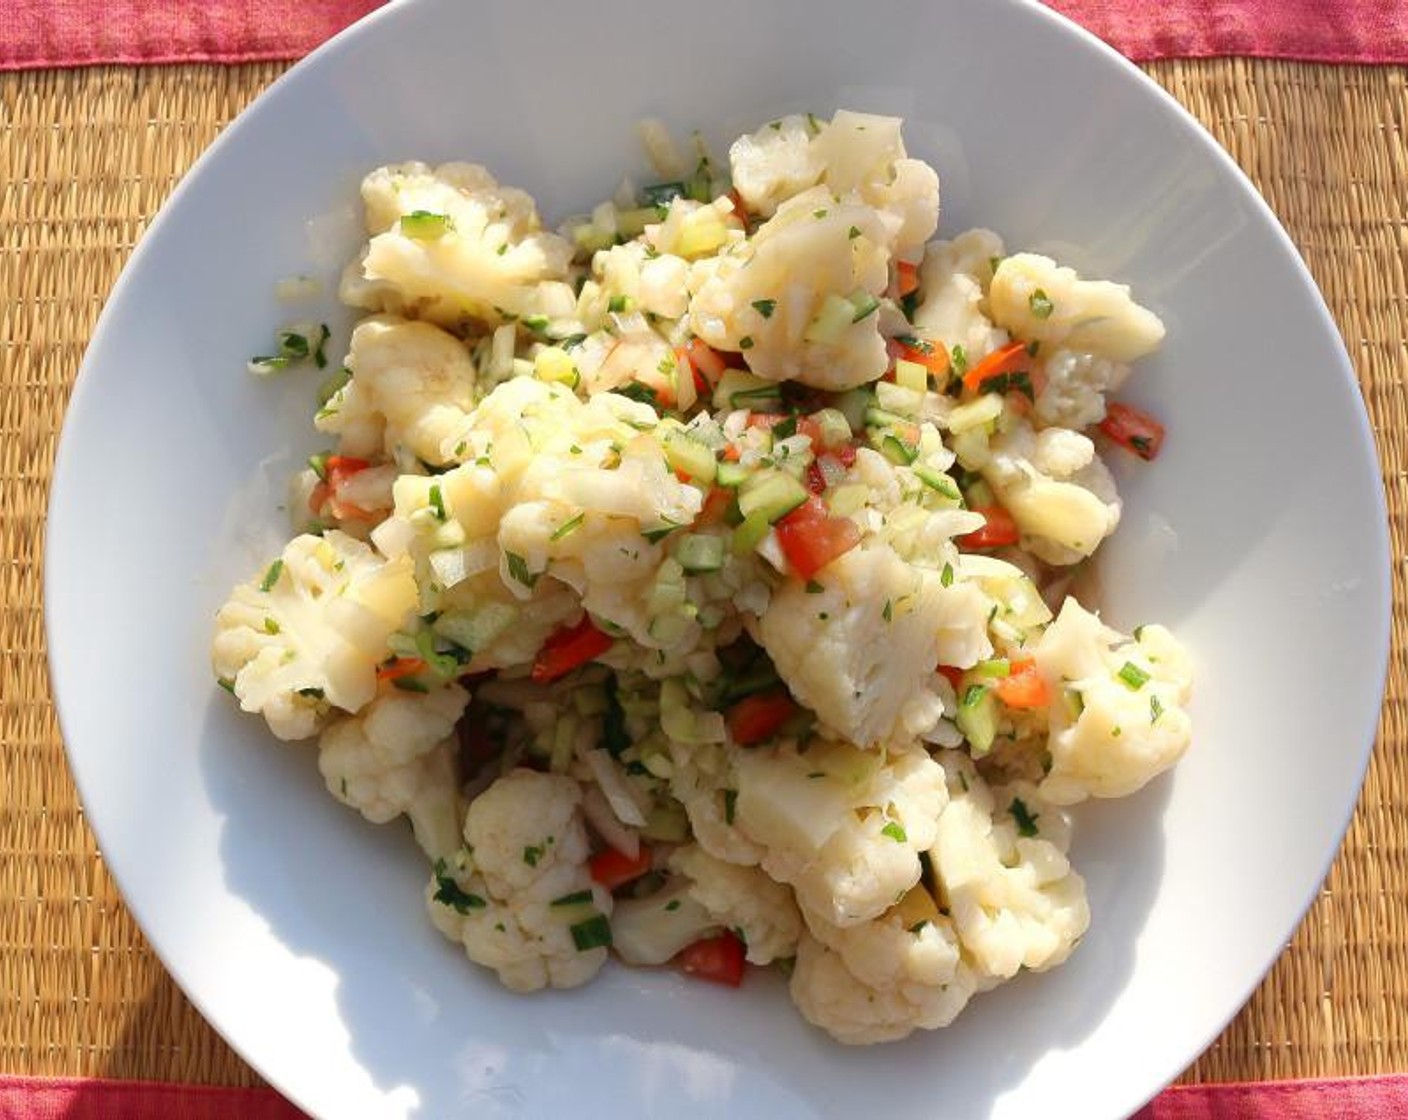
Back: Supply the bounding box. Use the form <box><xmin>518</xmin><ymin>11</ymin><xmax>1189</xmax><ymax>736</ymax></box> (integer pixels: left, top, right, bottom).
<box><xmin>962</xmin><ymin>341</ymin><xmax>1030</xmax><ymax>393</ymax></box>
<box><xmin>992</xmin><ymin>657</ymin><xmax>1051</xmax><ymax>710</ymax></box>
<box><xmin>959</xmin><ymin>505</ymin><xmax>1020</xmax><ymax>550</ymax></box>
<box><xmin>530</xmin><ymin>616</ymin><xmax>613</xmax><ymax>684</ymax></box>
<box><xmin>1099</xmin><ymin>401</ymin><xmax>1166</xmax><ymax>461</ymax></box>
<box><xmin>775</xmin><ymin>496</ymin><xmax>861</xmax><ymax>580</ymax></box>
<box><xmin>589</xmin><ymin>844</ymin><xmax>653</xmax><ymax>891</ymax></box>
<box><xmin>677</xmin><ymin>931</ymin><xmax>746</xmax><ymax>987</ymax></box>
<box><xmin>376</xmin><ymin>657</ymin><xmax>427</xmax><ymax>682</ymax></box>
<box><xmin>726</xmin><ymin>689</ymin><xmax>798</xmax><ymax>746</ymax></box>
<box><xmin>894</xmin><ymin>337</ymin><xmax>950</xmax><ymax>378</ymax></box>
<box><xmin>893</xmin><ymin>260</ymin><xmax>921</xmax><ymax>298</ymax></box>
<box><xmin>936</xmin><ymin>665</ymin><xmax>966</xmax><ymax>690</ymax></box>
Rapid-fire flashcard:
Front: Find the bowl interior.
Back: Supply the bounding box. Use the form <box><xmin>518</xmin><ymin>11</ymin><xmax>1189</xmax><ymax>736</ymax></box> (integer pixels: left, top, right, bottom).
<box><xmin>45</xmin><ymin>1</ymin><xmax>1388</xmax><ymax>1117</ymax></box>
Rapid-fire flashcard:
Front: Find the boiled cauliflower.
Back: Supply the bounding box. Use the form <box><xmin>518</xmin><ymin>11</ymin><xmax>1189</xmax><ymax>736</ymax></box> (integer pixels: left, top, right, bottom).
<box><xmin>980</xmin><ymin>418</ymin><xmax>1121</xmax><ymax>564</ymax></box>
<box><xmin>426</xmin><ymin>769</ymin><xmax>614</xmax><ymax>991</ymax></box>
<box><xmin>728</xmin><ymin>114</ymin><xmax>825</xmax><ymax>218</ymax></box>
<box><xmin>341</xmin><ymin>161</ymin><xmax>574</xmax><ymax>329</ymax></box>
<box><xmin>912</xmin><ymin>228</ymin><xmax>1009</xmax><ymax>363</ymax></box>
<box><xmin>212</xmin><ymin>531</ymin><xmax>418</xmax><ymax>740</ymax></box>
<box><xmin>754</xmin><ymin>543</ymin><xmax>991</xmax><ymax>746</ymax></box>
<box><xmin>668</xmin><ymin>843</ymin><xmax>802</xmax><ymax>964</ymax></box>
<box><xmin>790</xmin><ymin>891</ymin><xmax>977</xmax><ymax>1044</ymax></box>
<box><xmin>989</xmin><ymin>252</ymin><xmax>1165</xmax><ymax>363</ymax></box>
<box><xmin>930</xmin><ymin>753</ymin><xmax>1090</xmax><ymax>981</ymax></box>
<box><xmin>734</xmin><ymin>738</ymin><xmax>948</xmax><ymax>927</ymax></box>
<box><xmin>316</xmin><ymin>314</ymin><xmax>478</xmax><ymax>466</ymax></box>
<box><xmin>1033</xmin><ymin>598</ymin><xmax>1194</xmax><ymax>804</ymax></box>
<box><xmin>1034</xmin><ymin>348</ymin><xmax>1131</xmax><ymax>429</ymax></box>
<box><xmin>318</xmin><ymin>683</ymin><xmax>468</xmax><ymax>860</ymax></box>
<box><xmin>689</xmin><ymin>186</ymin><xmax>893</xmax><ymax>391</ymax></box>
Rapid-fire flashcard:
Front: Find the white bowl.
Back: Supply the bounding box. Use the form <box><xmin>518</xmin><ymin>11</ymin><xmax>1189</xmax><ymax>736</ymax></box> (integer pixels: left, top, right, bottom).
<box><xmin>46</xmin><ymin>1</ymin><xmax>1389</xmax><ymax>1117</ymax></box>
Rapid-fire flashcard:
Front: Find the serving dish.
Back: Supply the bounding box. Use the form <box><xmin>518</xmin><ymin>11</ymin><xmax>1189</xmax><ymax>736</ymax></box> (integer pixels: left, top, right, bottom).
<box><xmin>45</xmin><ymin>0</ymin><xmax>1390</xmax><ymax>1116</ymax></box>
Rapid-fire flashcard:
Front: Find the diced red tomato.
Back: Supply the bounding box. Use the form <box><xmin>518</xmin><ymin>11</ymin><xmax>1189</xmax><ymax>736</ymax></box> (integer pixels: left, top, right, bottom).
<box><xmin>589</xmin><ymin>844</ymin><xmax>653</xmax><ymax>891</ymax></box>
<box><xmin>833</xmin><ymin>443</ymin><xmax>857</xmax><ymax>468</ymax></box>
<box><xmin>316</xmin><ymin>454</ymin><xmax>379</xmax><ymax>521</ymax></box>
<box><xmin>325</xmin><ymin>455</ymin><xmax>370</xmax><ymax>488</ymax></box>
<box><xmin>962</xmin><ymin>341</ymin><xmax>1030</xmax><ymax>393</ymax></box>
<box><xmin>775</xmin><ymin>496</ymin><xmax>862</xmax><ymax>580</ymax></box>
<box><xmin>959</xmin><ymin>505</ymin><xmax>1020</xmax><ymax>550</ymax></box>
<box><xmin>376</xmin><ymin>657</ymin><xmax>427</xmax><ymax>682</ymax></box>
<box><xmin>726</xmin><ymin>689</ymin><xmax>798</xmax><ymax>746</ymax></box>
<box><xmin>936</xmin><ymin>665</ymin><xmax>966</xmax><ymax>690</ymax></box>
<box><xmin>1099</xmin><ymin>401</ymin><xmax>1166</xmax><ymax>461</ymax></box>
<box><xmin>684</xmin><ymin>338</ymin><xmax>729</xmax><ymax>383</ymax></box>
<box><xmin>746</xmin><ymin>412</ymin><xmax>790</xmax><ymax>431</ymax></box>
<box><xmin>895</xmin><ymin>337</ymin><xmax>950</xmax><ymax>378</ymax></box>
<box><xmin>805</xmin><ymin>459</ymin><xmax>828</xmax><ymax>495</ymax></box>
<box><xmin>677</xmin><ymin>931</ymin><xmax>746</xmax><ymax>987</ymax></box>
<box><xmin>530</xmin><ymin>616</ymin><xmax>613</xmax><ymax>684</ymax></box>
<box><xmin>992</xmin><ymin>657</ymin><xmax>1052</xmax><ymax>710</ymax></box>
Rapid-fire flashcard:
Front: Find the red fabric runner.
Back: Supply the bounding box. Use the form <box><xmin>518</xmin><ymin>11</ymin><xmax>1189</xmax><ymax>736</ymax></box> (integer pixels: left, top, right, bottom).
<box><xmin>1</xmin><ymin>0</ymin><xmax>1406</xmax><ymax>69</ymax></box>
<box><xmin>6</xmin><ymin>1073</ymin><xmax>1408</xmax><ymax>1118</ymax></box>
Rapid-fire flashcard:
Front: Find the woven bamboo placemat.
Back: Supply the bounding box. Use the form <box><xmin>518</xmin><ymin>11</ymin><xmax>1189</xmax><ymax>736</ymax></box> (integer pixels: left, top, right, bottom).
<box><xmin>1</xmin><ymin>58</ymin><xmax>1405</xmax><ymax>1092</ymax></box>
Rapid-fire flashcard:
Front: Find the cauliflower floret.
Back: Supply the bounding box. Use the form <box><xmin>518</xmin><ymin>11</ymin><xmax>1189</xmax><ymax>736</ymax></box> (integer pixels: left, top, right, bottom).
<box><xmin>427</xmin><ymin>770</ymin><xmax>613</xmax><ymax>991</ymax></box>
<box><xmin>668</xmin><ymin>843</ymin><xmax>802</xmax><ymax>964</ymax></box>
<box><xmin>930</xmin><ymin>753</ymin><xmax>1090</xmax><ymax>981</ymax></box>
<box><xmin>912</xmin><ymin>228</ymin><xmax>1009</xmax><ymax>363</ymax></box>
<box><xmin>212</xmin><ymin>531</ymin><xmax>418</xmax><ymax>740</ymax></box>
<box><xmin>316</xmin><ymin>314</ymin><xmax>477</xmax><ymax>465</ymax></box>
<box><xmin>342</xmin><ymin>161</ymin><xmax>574</xmax><ymax>329</ymax></box>
<box><xmin>689</xmin><ymin>186</ymin><xmax>893</xmax><ymax>391</ymax></box>
<box><xmin>1034</xmin><ymin>348</ymin><xmax>1131</xmax><ymax>429</ymax></box>
<box><xmin>666</xmin><ymin>739</ymin><xmax>767</xmax><ymax>866</ymax></box>
<box><xmin>728</xmin><ymin>114</ymin><xmax>826</xmax><ymax>218</ymax></box>
<box><xmin>989</xmin><ymin>252</ymin><xmax>1165</xmax><ymax>363</ymax></box>
<box><xmin>789</xmin><ymin>918</ymin><xmax>977</xmax><ymax>1045</ymax></box>
<box><xmin>318</xmin><ymin>684</ymin><xmax>468</xmax><ymax>859</ymax></box>
<box><xmin>734</xmin><ymin>738</ymin><xmax>948</xmax><ymax>927</ymax></box>
<box><xmin>980</xmin><ymin>418</ymin><xmax>1121</xmax><ymax>564</ymax></box>
<box><xmin>1033</xmin><ymin>598</ymin><xmax>1194</xmax><ymax>804</ymax></box>
<box><xmin>587</xmin><ymin>242</ymin><xmax>692</xmax><ymax>322</ymax></box>
<box><xmin>754</xmin><ymin>543</ymin><xmax>992</xmax><ymax>746</ymax></box>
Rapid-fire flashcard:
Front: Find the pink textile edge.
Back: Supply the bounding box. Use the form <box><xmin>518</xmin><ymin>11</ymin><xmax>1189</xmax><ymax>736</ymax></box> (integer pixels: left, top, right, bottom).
<box><xmin>1133</xmin><ymin>1074</ymin><xmax>1408</xmax><ymax>1118</ymax></box>
<box><xmin>0</xmin><ymin>1074</ymin><xmax>307</xmax><ymax>1119</ymax></box>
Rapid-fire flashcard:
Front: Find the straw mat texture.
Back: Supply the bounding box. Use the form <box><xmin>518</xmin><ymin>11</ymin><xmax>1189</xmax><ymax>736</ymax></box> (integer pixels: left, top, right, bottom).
<box><xmin>1</xmin><ymin>60</ymin><xmax>1405</xmax><ymax>1090</ymax></box>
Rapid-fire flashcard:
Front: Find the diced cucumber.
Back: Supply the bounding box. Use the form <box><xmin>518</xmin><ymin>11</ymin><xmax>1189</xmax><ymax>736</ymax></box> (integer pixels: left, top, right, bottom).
<box><xmin>648</xmin><ymin>611</ymin><xmax>694</xmax><ymax>646</ymax></box>
<box><xmin>675</xmin><ymin>533</ymin><xmax>726</xmax><ymax>573</ymax></box>
<box><xmin>833</xmin><ymin>388</ymin><xmax>874</xmax><ymax>432</ymax></box>
<box><xmin>963</xmin><ymin>478</ymin><xmax>996</xmax><ymax>509</ymax></box>
<box><xmin>864</xmin><ymin>404</ymin><xmax>911</xmax><ymax>429</ymax></box>
<box><xmin>974</xmin><ymin>658</ymin><xmax>1012</xmax><ymax>679</ymax></box>
<box><xmin>804</xmin><ymin>293</ymin><xmax>858</xmax><ymax>345</ymax></box>
<box><xmin>848</xmin><ymin>290</ymin><xmax>880</xmax><ymax>322</ymax></box>
<box><xmin>1062</xmin><ymin>687</ymin><xmax>1086</xmax><ymax>722</ymax></box>
<box><xmin>878</xmin><ymin>432</ymin><xmax>919</xmax><ymax>465</ymax></box>
<box><xmin>432</xmin><ymin>602</ymin><xmax>518</xmax><ymax>653</ymax></box>
<box><xmin>662</xmin><ymin>429</ymin><xmax>717</xmax><ymax>483</ymax></box>
<box><xmin>641</xmin><ymin>181</ymin><xmax>686</xmax><ymax>207</ymax></box>
<box><xmin>715</xmin><ymin>460</ymin><xmax>749</xmax><ymax>488</ymax></box>
<box><xmin>955</xmin><ymin>683</ymin><xmax>998</xmax><ymax>756</ymax></box>
<box><xmin>640</xmin><ymin>802</ymin><xmax>690</xmax><ymax>843</ymax></box>
<box><xmin>914</xmin><ymin>465</ymin><xmax>963</xmax><ymax>504</ymax></box>
<box><xmin>827</xmin><ymin>483</ymin><xmax>870</xmax><ymax>518</ymax></box>
<box><xmin>399</xmin><ymin>210</ymin><xmax>452</xmax><ymax>240</ymax></box>
<box><xmin>893</xmin><ymin>357</ymin><xmax>929</xmax><ymax>394</ymax></box>
<box><xmin>572</xmin><ymin>223</ymin><xmax>614</xmax><ymax>254</ymax></box>
<box><xmin>731</xmin><ymin>511</ymin><xmax>772</xmax><ymax>554</ymax></box>
<box><xmin>714</xmin><ymin>367</ymin><xmax>781</xmax><ymax>412</ymax></box>
<box><xmin>738</xmin><ymin>470</ymin><xmax>808</xmax><ymax>523</ymax></box>
<box><xmin>615</xmin><ymin>206</ymin><xmax>661</xmax><ymax>238</ymax></box>
<box><xmin>947</xmin><ymin>393</ymin><xmax>1005</xmax><ymax>434</ymax></box>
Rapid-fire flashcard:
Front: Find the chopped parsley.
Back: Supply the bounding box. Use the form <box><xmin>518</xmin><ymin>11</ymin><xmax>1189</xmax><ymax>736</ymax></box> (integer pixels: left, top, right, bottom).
<box><xmin>1118</xmin><ymin>662</ymin><xmax>1151</xmax><ymax>690</ymax></box>
<box><xmin>804</xmin><ymin>580</ymin><xmax>824</xmax><ymax>594</ymax></box>
<box><xmin>989</xmin><ymin>255</ymin><xmax>1004</xmax><ymax>275</ymax></box>
<box><xmin>723</xmin><ymin>788</ymin><xmax>738</xmax><ymax>826</ymax></box>
<box><xmin>1029</xmin><ymin>289</ymin><xmax>1054</xmax><ymax>320</ymax></box>
<box><xmin>1009</xmin><ymin>798</ymin><xmax>1040</xmax><ymax>838</ymax></box>
<box><xmin>296</xmin><ymin>687</ymin><xmax>324</xmax><ymax>699</ymax></box>
<box><xmin>847</xmin><ymin>225</ymin><xmax>861</xmax><ymax>240</ymax></box>
<box><xmin>940</xmin><ymin>562</ymin><xmax>954</xmax><ymax>588</ymax></box>
<box><xmin>812</xmin><ymin>208</ymin><xmax>828</xmax><ymax>219</ymax></box>
<box><xmin>881</xmin><ymin>821</ymin><xmax>908</xmax><ymax>843</ymax></box>
<box><xmin>262</xmin><ymin>616</ymin><xmax>280</xmax><ymax>635</ymax></box>
<box><xmin>882</xmin><ymin>599</ymin><xmax>893</xmax><ymax>622</ymax></box>
<box><xmin>665</xmin><ymin>899</ymin><xmax>682</xmax><ymax>912</ymax></box>
<box><xmin>950</xmin><ymin>344</ymin><xmax>969</xmax><ymax>375</ymax></box>
<box><xmin>569</xmin><ymin>914</ymin><xmax>613</xmax><ymax>951</ymax></box>
<box><xmin>505</xmin><ymin>552</ymin><xmax>539</xmax><ymax>588</ymax></box>
<box><xmin>608</xmin><ymin>294</ymin><xmax>631</xmax><ymax>313</ymax></box>
<box><xmin>602</xmin><ymin>682</ymin><xmax>630</xmax><ymax>758</ymax></box>
<box><xmin>216</xmin><ymin>677</ymin><xmax>236</xmax><ymax>694</ymax></box>
<box><xmin>551</xmin><ymin>890</ymin><xmax>594</xmax><ymax>907</ymax></box>
<box><xmin>428</xmin><ymin>483</ymin><xmax>447</xmax><ymax>522</ymax></box>
<box><xmin>523</xmin><ymin>844</ymin><xmax>545</xmax><ymax>868</ymax></box>
<box><xmin>1150</xmin><ymin>694</ymin><xmax>1165</xmax><ymax>724</ymax></box>
<box><xmin>751</xmin><ymin>299</ymin><xmax>776</xmax><ymax>319</ymax></box>
<box><xmin>432</xmin><ymin>861</ymin><xmax>486</xmax><ymax>913</ymax></box>
<box><xmin>259</xmin><ymin>559</ymin><xmax>283</xmax><ymax>593</ymax></box>
<box><xmin>739</xmin><ymin>336</ymin><xmax>754</xmax><ymax>350</ymax></box>
<box><xmin>551</xmin><ymin>513</ymin><xmax>585</xmax><ymax>541</ymax></box>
